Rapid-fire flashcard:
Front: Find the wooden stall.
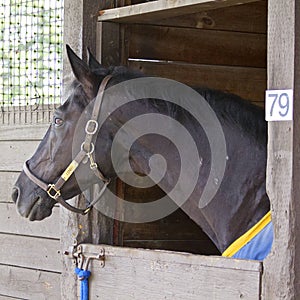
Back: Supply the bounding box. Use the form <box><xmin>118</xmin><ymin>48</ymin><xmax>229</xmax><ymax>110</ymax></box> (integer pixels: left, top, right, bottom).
<box><xmin>61</xmin><ymin>0</ymin><xmax>300</xmax><ymax>298</ymax></box>
<box><xmin>1</xmin><ymin>0</ymin><xmax>299</xmax><ymax>298</ymax></box>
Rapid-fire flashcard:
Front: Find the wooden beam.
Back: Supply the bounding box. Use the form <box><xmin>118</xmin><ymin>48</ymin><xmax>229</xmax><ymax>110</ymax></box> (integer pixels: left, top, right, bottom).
<box><xmin>61</xmin><ymin>0</ymin><xmax>85</xmax><ymax>297</ymax></box>
<box><xmin>263</xmin><ymin>0</ymin><xmax>300</xmax><ymax>298</ymax></box>
<box><xmin>61</xmin><ymin>1</ymin><xmax>116</xmax><ymax>298</ymax></box>
<box><xmin>98</xmin><ymin>0</ymin><xmax>262</xmax><ymax>23</ymax></box>
<box><xmin>144</xmin><ymin>1</ymin><xmax>267</xmax><ymax>34</ymax></box>
<box><xmin>128</xmin><ymin>60</ymin><xmax>266</xmax><ymax>102</ymax></box>
<box><xmin>293</xmin><ymin>0</ymin><xmax>300</xmax><ymax>295</ymax></box>
<box><xmin>128</xmin><ymin>24</ymin><xmax>266</xmax><ymax>68</ymax></box>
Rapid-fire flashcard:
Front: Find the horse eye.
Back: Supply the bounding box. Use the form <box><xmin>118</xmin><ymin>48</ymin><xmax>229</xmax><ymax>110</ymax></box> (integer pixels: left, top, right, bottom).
<box><xmin>54</xmin><ymin>117</ymin><xmax>64</xmax><ymax>127</ymax></box>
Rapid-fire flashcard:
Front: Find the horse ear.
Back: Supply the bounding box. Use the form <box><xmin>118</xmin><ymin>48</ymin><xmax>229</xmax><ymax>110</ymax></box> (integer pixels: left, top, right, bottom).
<box><xmin>66</xmin><ymin>45</ymin><xmax>99</xmax><ymax>100</ymax></box>
<box><xmin>87</xmin><ymin>48</ymin><xmax>106</xmax><ymax>74</ymax></box>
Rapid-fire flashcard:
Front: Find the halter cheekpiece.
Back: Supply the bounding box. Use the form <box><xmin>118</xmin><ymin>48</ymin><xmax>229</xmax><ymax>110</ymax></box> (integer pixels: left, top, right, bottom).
<box><xmin>23</xmin><ymin>75</ymin><xmax>113</xmax><ymax>215</ymax></box>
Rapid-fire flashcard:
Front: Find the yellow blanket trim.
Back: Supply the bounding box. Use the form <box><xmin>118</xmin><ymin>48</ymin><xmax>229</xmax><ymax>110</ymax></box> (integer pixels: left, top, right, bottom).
<box><xmin>222</xmin><ymin>211</ymin><xmax>271</xmax><ymax>258</ymax></box>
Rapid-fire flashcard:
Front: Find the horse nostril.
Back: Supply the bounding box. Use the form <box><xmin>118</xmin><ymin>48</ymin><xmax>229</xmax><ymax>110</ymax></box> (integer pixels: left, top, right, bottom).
<box><xmin>11</xmin><ymin>187</ymin><xmax>19</xmax><ymax>203</ymax></box>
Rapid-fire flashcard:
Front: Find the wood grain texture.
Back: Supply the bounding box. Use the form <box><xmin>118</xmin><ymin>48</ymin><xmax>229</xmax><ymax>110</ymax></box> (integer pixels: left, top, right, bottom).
<box><xmin>98</xmin><ymin>22</ymin><xmax>122</xmax><ymax>67</ymax></box>
<box><xmin>0</xmin><ymin>234</ymin><xmax>61</xmax><ymax>272</ymax></box>
<box><xmin>0</xmin><ymin>141</ymin><xmax>40</xmax><ymax>172</ymax></box>
<box><xmin>263</xmin><ymin>0</ymin><xmax>298</xmax><ymax>299</ymax></box>
<box><xmin>129</xmin><ymin>60</ymin><xmax>266</xmax><ymax>102</ymax></box>
<box><xmin>60</xmin><ymin>0</ymin><xmax>84</xmax><ymax>297</ymax></box>
<box><xmin>124</xmin><ymin>240</ymin><xmax>220</xmax><ymax>255</ymax></box>
<box><xmin>292</xmin><ymin>0</ymin><xmax>300</xmax><ymax>296</ymax></box>
<box><xmin>81</xmin><ymin>244</ymin><xmax>262</xmax><ymax>299</ymax></box>
<box><xmin>0</xmin><ymin>124</ymin><xmax>49</xmax><ymax>141</ymax></box>
<box><xmin>0</xmin><ymin>295</ymin><xmax>24</xmax><ymax>299</ymax></box>
<box><xmin>0</xmin><ymin>203</ymin><xmax>60</xmax><ymax>239</ymax></box>
<box><xmin>0</xmin><ymin>172</ymin><xmax>19</xmax><ymax>202</ymax></box>
<box><xmin>61</xmin><ymin>1</ymin><xmax>118</xmax><ymax>299</ymax></box>
<box><xmin>128</xmin><ymin>24</ymin><xmax>266</xmax><ymax>68</ymax></box>
<box><xmin>0</xmin><ymin>265</ymin><xmax>60</xmax><ymax>300</ymax></box>
<box><xmin>98</xmin><ymin>0</ymin><xmax>262</xmax><ymax>23</ymax></box>
<box><xmin>121</xmin><ymin>183</ymin><xmax>219</xmax><ymax>255</ymax></box>
<box><xmin>148</xmin><ymin>1</ymin><xmax>267</xmax><ymax>33</ymax></box>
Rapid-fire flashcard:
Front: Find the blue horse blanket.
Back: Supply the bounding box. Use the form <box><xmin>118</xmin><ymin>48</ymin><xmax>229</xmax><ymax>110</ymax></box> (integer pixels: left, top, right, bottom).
<box><xmin>222</xmin><ymin>211</ymin><xmax>273</xmax><ymax>260</ymax></box>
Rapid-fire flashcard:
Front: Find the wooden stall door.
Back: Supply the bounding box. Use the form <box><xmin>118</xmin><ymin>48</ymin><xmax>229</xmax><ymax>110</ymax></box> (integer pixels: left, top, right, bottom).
<box><xmin>78</xmin><ymin>244</ymin><xmax>262</xmax><ymax>300</ymax></box>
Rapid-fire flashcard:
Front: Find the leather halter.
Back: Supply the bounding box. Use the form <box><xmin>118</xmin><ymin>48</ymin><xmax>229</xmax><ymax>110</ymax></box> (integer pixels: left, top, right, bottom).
<box><xmin>23</xmin><ymin>75</ymin><xmax>112</xmax><ymax>215</ymax></box>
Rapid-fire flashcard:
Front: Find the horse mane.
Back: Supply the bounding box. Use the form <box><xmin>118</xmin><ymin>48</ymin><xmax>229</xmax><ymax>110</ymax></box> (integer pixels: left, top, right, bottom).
<box><xmin>72</xmin><ymin>65</ymin><xmax>267</xmax><ymax>148</ymax></box>
<box><xmin>196</xmin><ymin>88</ymin><xmax>267</xmax><ymax>147</ymax></box>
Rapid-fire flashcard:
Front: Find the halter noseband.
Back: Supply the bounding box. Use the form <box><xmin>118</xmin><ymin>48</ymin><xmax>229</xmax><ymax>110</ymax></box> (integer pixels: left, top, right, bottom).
<box><xmin>23</xmin><ymin>75</ymin><xmax>112</xmax><ymax>215</ymax></box>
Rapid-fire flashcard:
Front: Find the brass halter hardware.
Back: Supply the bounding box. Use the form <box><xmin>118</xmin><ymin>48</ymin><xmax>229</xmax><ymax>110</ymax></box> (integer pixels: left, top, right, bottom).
<box><xmin>22</xmin><ymin>75</ymin><xmax>112</xmax><ymax>215</ymax></box>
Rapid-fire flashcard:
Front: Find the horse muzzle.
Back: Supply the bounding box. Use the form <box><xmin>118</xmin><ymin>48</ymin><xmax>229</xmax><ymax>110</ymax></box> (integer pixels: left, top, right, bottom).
<box><xmin>12</xmin><ymin>183</ymin><xmax>54</xmax><ymax>221</ymax></box>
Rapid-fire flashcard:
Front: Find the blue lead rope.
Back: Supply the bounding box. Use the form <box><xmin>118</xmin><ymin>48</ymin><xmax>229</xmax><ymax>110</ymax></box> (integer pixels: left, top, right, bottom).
<box><xmin>75</xmin><ymin>267</ymin><xmax>91</xmax><ymax>300</ymax></box>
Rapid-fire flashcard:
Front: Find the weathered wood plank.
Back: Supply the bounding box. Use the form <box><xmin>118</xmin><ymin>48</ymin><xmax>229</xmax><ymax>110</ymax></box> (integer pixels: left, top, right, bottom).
<box><xmin>0</xmin><ymin>171</ymin><xmax>19</xmax><ymax>202</ymax></box>
<box><xmin>149</xmin><ymin>1</ymin><xmax>267</xmax><ymax>33</ymax></box>
<box><xmin>0</xmin><ymin>141</ymin><xmax>40</xmax><ymax>172</ymax></box>
<box><xmin>122</xmin><ymin>183</ymin><xmax>219</xmax><ymax>254</ymax></box>
<box><xmin>0</xmin><ymin>124</ymin><xmax>49</xmax><ymax>141</ymax></box>
<box><xmin>61</xmin><ymin>1</ymin><xmax>118</xmax><ymax>299</ymax></box>
<box><xmin>0</xmin><ymin>265</ymin><xmax>60</xmax><ymax>300</ymax></box>
<box><xmin>263</xmin><ymin>0</ymin><xmax>300</xmax><ymax>299</ymax></box>
<box><xmin>0</xmin><ymin>203</ymin><xmax>60</xmax><ymax>239</ymax></box>
<box><xmin>124</xmin><ymin>240</ymin><xmax>219</xmax><ymax>255</ymax></box>
<box><xmin>128</xmin><ymin>24</ymin><xmax>266</xmax><ymax>68</ymax></box>
<box><xmin>81</xmin><ymin>244</ymin><xmax>261</xmax><ymax>299</ymax></box>
<box><xmin>0</xmin><ymin>295</ymin><xmax>24</xmax><ymax>299</ymax></box>
<box><xmin>0</xmin><ymin>234</ymin><xmax>61</xmax><ymax>272</ymax></box>
<box><xmin>98</xmin><ymin>0</ymin><xmax>262</xmax><ymax>23</ymax></box>
<box><xmin>293</xmin><ymin>1</ymin><xmax>300</xmax><ymax>296</ymax></box>
<box><xmin>61</xmin><ymin>0</ymin><xmax>85</xmax><ymax>297</ymax></box>
<box><xmin>129</xmin><ymin>60</ymin><xmax>266</xmax><ymax>102</ymax></box>
<box><xmin>123</xmin><ymin>208</ymin><xmax>211</xmax><ymax>241</ymax></box>
<box><xmin>98</xmin><ymin>22</ymin><xmax>122</xmax><ymax>67</ymax></box>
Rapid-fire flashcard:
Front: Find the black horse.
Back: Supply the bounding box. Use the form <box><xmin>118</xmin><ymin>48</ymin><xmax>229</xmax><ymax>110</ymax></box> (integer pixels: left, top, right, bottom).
<box><xmin>12</xmin><ymin>46</ymin><xmax>272</xmax><ymax>259</ymax></box>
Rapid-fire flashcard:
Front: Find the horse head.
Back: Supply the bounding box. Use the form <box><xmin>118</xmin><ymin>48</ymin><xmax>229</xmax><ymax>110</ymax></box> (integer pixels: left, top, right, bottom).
<box><xmin>12</xmin><ymin>46</ymin><xmax>120</xmax><ymax>220</ymax></box>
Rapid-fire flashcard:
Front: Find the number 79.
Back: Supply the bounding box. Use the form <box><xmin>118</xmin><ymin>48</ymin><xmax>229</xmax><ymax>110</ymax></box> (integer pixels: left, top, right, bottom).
<box><xmin>269</xmin><ymin>93</ymin><xmax>290</xmax><ymax>117</ymax></box>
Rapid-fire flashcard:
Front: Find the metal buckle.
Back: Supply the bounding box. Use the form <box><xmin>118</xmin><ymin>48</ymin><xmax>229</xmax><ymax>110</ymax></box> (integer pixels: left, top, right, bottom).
<box><xmin>88</xmin><ymin>153</ymin><xmax>98</xmax><ymax>170</ymax></box>
<box><xmin>81</xmin><ymin>142</ymin><xmax>94</xmax><ymax>155</ymax></box>
<box><xmin>85</xmin><ymin>120</ymin><xmax>99</xmax><ymax>135</ymax></box>
<box><xmin>83</xmin><ymin>206</ymin><xmax>92</xmax><ymax>215</ymax></box>
<box><xmin>47</xmin><ymin>184</ymin><xmax>61</xmax><ymax>199</ymax></box>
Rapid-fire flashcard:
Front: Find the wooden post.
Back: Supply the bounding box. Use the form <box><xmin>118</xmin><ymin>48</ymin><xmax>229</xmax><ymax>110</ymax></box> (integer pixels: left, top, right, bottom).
<box><xmin>60</xmin><ymin>1</ymin><xmax>116</xmax><ymax>299</ymax></box>
<box><xmin>263</xmin><ymin>0</ymin><xmax>300</xmax><ymax>298</ymax></box>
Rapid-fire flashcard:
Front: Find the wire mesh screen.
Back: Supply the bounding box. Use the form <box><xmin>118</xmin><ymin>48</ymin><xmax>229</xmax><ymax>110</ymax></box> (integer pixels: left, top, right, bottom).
<box><xmin>0</xmin><ymin>0</ymin><xmax>64</xmax><ymax>124</ymax></box>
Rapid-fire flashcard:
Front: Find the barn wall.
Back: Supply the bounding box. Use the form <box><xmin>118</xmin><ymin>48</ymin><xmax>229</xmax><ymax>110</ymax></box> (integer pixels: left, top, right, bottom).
<box><xmin>125</xmin><ymin>0</ymin><xmax>267</xmax><ymax>106</ymax></box>
<box><xmin>0</xmin><ymin>125</ymin><xmax>62</xmax><ymax>299</ymax></box>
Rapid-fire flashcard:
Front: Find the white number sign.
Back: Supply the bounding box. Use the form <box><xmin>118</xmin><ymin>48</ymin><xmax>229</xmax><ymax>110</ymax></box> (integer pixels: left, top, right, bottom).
<box><xmin>265</xmin><ymin>89</ymin><xmax>293</xmax><ymax>121</ymax></box>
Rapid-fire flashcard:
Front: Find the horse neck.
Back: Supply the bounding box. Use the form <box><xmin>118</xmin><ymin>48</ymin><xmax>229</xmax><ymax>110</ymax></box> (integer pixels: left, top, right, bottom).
<box><xmin>99</xmin><ymin>97</ymin><xmax>269</xmax><ymax>254</ymax></box>
<box><xmin>129</xmin><ymin>112</ymin><xmax>268</xmax><ymax>254</ymax></box>
<box><xmin>179</xmin><ymin>117</ymin><xmax>269</xmax><ymax>252</ymax></box>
